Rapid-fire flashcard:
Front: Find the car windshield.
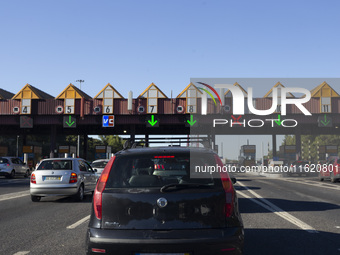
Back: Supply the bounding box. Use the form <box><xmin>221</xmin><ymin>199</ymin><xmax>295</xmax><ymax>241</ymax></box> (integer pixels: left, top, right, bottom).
<box><xmin>106</xmin><ymin>153</ymin><xmax>216</xmax><ymax>188</ymax></box>
<box><xmin>0</xmin><ymin>158</ymin><xmax>9</xmax><ymax>164</ymax></box>
<box><xmin>37</xmin><ymin>160</ymin><xmax>73</xmax><ymax>170</ymax></box>
<box><xmin>91</xmin><ymin>161</ymin><xmax>108</xmax><ymax>168</ymax></box>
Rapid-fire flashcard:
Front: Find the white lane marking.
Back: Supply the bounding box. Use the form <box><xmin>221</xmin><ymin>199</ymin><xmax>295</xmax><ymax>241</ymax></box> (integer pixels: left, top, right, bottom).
<box><xmin>67</xmin><ymin>215</ymin><xmax>90</xmax><ymax>229</ymax></box>
<box><xmin>0</xmin><ymin>191</ymin><xmax>30</xmax><ymax>202</ymax></box>
<box><xmin>336</xmin><ymin>226</ymin><xmax>340</xmax><ymax>229</ymax></box>
<box><xmin>237</xmin><ymin>181</ymin><xmax>318</xmax><ymax>233</ymax></box>
<box><xmin>13</xmin><ymin>251</ymin><xmax>30</xmax><ymax>255</ymax></box>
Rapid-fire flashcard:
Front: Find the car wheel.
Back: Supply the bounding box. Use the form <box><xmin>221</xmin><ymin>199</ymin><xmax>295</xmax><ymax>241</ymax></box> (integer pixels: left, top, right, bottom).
<box><xmin>330</xmin><ymin>172</ymin><xmax>336</xmax><ymax>183</ymax></box>
<box><xmin>74</xmin><ymin>184</ymin><xmax>84</xmax><ymax>202</ymax></box>
<box><xmin>24</xmin><ymin>169</ymin><xmax>30</xmax><ymax>178</ymax></box>
<box><xmin>319</xmin><ymin>173</ymin><xmax>324</xmax><ymax>181</ymax></box>
<box><xmin>9</xmin><ymin>170</ymin><xmax>15</xmax><ymax>179</ymax></box>
<box><xmin>31</xmin><ymin>195</ymin><xmax>41</xmax><ymax>202</ymax></box>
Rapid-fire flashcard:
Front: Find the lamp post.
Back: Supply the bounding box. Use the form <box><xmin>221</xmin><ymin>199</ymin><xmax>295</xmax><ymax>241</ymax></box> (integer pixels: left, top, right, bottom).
<box><xmin>76</xmin><ymin>79</ymin><xmax>84</xmax><ymax>90</ymax></box>
<box><xmin>75</xmin><ymin>79</ymin><xmax>84</xmax><ymax>157</ymax></box>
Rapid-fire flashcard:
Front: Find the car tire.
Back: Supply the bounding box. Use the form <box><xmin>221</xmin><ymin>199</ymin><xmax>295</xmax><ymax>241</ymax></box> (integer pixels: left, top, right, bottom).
<box><xmin>319</xmin><ymin>173</ymin><xmax>324</xmax><ymax>181</ymax></box>
<box><xmin>9</xmin><ymin>170</ymin><xmax>15</xmax><ymax>179</ymax></box>
<box><xmin>74</xmin><ymin>184</ymin><xmax>84</xmax><ymax>202</ymax></box>
<box><xmin>24</xmin><ymin>169</ymin><xmax>30</xmax><ymax>178</ymax></box>
<box><xmin>330</xmin><ymin>172</ymin><xmax>336</xmax><ymax>183</ymax></box>
<box><xmin>31</xmin><ymin>195</ymin><xmax>41</xmax><ymax>202</ymax></box>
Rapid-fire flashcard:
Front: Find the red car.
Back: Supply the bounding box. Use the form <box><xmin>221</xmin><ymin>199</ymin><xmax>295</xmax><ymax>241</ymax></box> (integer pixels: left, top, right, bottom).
<box><xmin>319</xmin><ymin>157</ymin><xmax>340</xmax><ymax>183</ymax></box>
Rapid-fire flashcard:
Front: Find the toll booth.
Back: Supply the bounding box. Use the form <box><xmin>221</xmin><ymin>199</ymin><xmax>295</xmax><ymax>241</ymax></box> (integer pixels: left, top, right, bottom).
<box><xmin>58</xmin><ymin>145</ymin><xmax>77</xmax><ymax>158</ymax></box>
<box><xmin>318</xmin><ymin>145</ymin><xmax>339</xmax><ymax>160</ymax></box>
<box><xmin>22</xmin><ymin>145</ymin><xmax>42</xmax><ymax>170</ymax></box>
<box><xmin>239</xmin><ymin>145</ymin><xmax>256</xmax><ymax>166</ymax></box>
<box><xmin>279</xmin><ymin>145</ymin><xmax>296</xmax><ymax>161</ymax></box>
<box><xmin>95</xmin><ymin>146</ymin><xmax>112</xmax><ymax>159</ymax></box>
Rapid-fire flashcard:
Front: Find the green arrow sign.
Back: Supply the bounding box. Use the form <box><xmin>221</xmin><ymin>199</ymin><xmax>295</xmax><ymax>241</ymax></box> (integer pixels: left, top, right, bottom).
<box><xmin>66</xmin><ymin>115</ymin><xmax>75</xmax><ymax>127</ymax></box>
<box><xmin>187</xmin><ymin>115</ymin><xmax>197</xmax><ymax>126</ymax></box>
<box><xmin>274</xmin><ymin>114</ymin><xmax>283</xmax><ymax>126</ymax></box>
<box><xmin>148</xmin><ymin>115</ymin><xmax>158</xmax><ymax>126</ymax></box>
<box><xmin>63</xmin><ymin>115</ymin><xmax>76</xmax><ymax>128</ymax></box>
<box><xmin>320</xmin><ymin>114</ymin><xmax>330</xmax><ymax>126</ymax></box>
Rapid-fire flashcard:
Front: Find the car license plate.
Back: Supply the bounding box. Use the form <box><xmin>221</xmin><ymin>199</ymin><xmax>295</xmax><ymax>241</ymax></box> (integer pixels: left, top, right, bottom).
<box><xmin>44</xmin><ymin>176</ymin><xmax>61</xmax><ymax>181</ymax></box>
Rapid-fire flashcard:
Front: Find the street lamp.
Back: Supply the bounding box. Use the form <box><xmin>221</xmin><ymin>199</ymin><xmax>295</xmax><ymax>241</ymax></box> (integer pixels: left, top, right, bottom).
<box><xmin>75</xmin><ymin>79</ymin><xmax>84</xmax><ymax>157</ymax></box>
<box><xmin>76</xmin><ymin>79</ymin><xmax>84</xmax><ymax>90</ymax></box>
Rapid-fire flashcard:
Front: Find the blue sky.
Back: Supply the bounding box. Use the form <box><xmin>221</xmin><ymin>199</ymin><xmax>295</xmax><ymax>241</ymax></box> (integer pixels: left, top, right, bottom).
<box><xmin>1</xmin><ymin>0</ymin><xmax>339</xmax><ymax>159</ymax></box>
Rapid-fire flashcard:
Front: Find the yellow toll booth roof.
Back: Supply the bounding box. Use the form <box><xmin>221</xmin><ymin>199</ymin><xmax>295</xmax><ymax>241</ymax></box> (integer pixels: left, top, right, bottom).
<box><xmin>12</xmin><ymin>84</ymin><xmax>54</xmax><ymax>100</ymax></box>
<box><xmin>310</xmin><ymin>81</ymin><xmax>340</xmax><ymax>98</ymax></box>
<box><xmin>138</xmin><ymin>83</ymin><xmax>168</xmax><ymax>99</ymax></box>
<box><xmin>55</xmin><ymin>83</ymin><xmax>92</xmax><ymax>100</ymax></box>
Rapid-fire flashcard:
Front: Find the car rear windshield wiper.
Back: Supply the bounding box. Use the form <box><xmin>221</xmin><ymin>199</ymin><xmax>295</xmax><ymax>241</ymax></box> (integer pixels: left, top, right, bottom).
<box><xmin>160</xmin><ymin>183</ymin><xmax>212</xmax><ymax>193</ymax></box>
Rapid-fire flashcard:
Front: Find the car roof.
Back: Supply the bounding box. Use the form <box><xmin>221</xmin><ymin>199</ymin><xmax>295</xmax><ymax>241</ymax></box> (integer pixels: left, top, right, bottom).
<box><xmin>92</xmin><ymin>159</ymin><xmax>110</xmax><ymax>162</ymax></box>
<box><xmin>41</xmin><ymin>158</ymin><xmax>84</xmax><ymax>161</ymax></box>
<box><xmin>115</xmin><ymin>146</ymin><xmax>215</xmax><ymax>156</ymax></box>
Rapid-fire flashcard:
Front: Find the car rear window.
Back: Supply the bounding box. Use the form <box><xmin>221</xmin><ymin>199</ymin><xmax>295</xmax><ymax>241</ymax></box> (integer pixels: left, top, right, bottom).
<box><xmin>37</xmin><ymin>160</ymin><xmax>73</xmax><ymax>170</ymax></box>
<box><xmin>105</xmin><ymin>153</ymin><xmax>218</xmax><ymax>188</ymax></box>
<box><xmin>0</xmin><ymin>158</ymin><xmax>9</xmax><ymax>164</ymax></box>
<box><xmin>91</xmin><ymin>161</ymin><xmax>108</xmax><ymax>168</ymax></box>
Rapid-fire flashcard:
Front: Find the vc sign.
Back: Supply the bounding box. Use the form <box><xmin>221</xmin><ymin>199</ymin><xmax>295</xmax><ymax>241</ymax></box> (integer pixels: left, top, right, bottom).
<box><xmin>103</xmin><ymin>115</ymin><xmax>114</xmax><ymax>127</ymax></box>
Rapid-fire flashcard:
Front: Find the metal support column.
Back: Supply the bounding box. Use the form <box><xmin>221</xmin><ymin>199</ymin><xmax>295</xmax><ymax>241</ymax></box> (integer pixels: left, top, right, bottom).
<box><xmin>295</xmin><ymin>132</ymin><xmax>301</xmax><ymax>160</ymax></box>
<box><xmin>83</xmin><ymin>134</ymin><xmax>88</xmax><ymax>159</ymax></box>
<box><xmin>145</xmin><ymin>134</ymin><xmax>149</xmax><ymax>147</ymax></box>
<box><xmin>50</xmin><ymin>125</ymin><xmax>57</xmax><ymax>158</ymax></box>
<box><xmin>272</xmin><ymin>134</ymin><xmax>277</xmax><ymax>158</ymax></box>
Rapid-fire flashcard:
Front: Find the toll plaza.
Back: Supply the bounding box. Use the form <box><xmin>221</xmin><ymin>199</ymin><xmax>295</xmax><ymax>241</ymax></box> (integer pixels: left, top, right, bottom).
<box><xmin>0</xmin><ymin>81</ymin><xmax>339</xmax><ymax>160</ymax></box>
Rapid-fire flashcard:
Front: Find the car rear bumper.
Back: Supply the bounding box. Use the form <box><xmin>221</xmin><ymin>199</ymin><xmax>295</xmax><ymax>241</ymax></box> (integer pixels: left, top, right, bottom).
<box><xmin>0</xmin><ymin>170</ymin><xmax>11</xmax><ymax>176</ymax></box>
<box><xmin>86</xmin><ymin>227</ymin><xmax>244</xmax><ymax>255</ymax></box>
<box><xmin>30</xmin><ymin>186</ymin><xmax>78</xmax><ymax>196</ymax></box>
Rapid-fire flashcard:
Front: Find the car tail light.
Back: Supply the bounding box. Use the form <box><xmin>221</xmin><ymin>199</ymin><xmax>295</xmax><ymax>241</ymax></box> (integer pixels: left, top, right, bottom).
<box><xmin>31</xmin><ymin>173</ymin><xmax>36</xmax><ymax>184</ymax></box>
<box><xmin>91</xmin><ymin>248</ymin><xmax>106</xmax><ymax>253</ymax></box>
<box><xmin>335</xmin><ymin>163</ymin><xmax>340</xmax><ymax>174</ymax></box>
<box><xmin>69</xmin><ymin>172</ymin><xmax>77</xmax><ymax>183</ymax></box>
<box><xmin>214</xmin><ymin>155</ymin><xmax>234</xmax><ymax>218</ymax></box>
<box><xmin>94</xmin><ymin>156</ymin><xmax>116</xmax><ymax>220</ymax></box>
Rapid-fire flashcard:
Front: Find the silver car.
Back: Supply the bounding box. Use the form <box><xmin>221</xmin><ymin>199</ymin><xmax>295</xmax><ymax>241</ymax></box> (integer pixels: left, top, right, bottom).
<box><xmin>91</xmin><ymin>159</ymin><xmax>109</xmax><ymax>178</ymax></box>
<box><xmin>0</xmin><ymin>157</ymin><xmax>30</xmax><ymax>178</ymax></box>
<box><xmin>30</xmin><ymin>158</ymin><xmax>97</xmax><ymax>202</ymax></box>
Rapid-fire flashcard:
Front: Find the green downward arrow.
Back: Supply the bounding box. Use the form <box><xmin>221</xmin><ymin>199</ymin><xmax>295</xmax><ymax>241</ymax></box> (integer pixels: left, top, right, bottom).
<box><xmin>66</xmin><ymin>115</ymin><xmax>75</xmax><ymax>127</ymax></box>
<box><xmin>320</xmin><ymin>114</ymin><xmax>330</xmax><ymax>126</ymax></box>
<box><xmin>148</xmin><ymin>115</ymin><xmax>158</xmax><ymax>126</ymax></box>
<box><xmin>187</xmin><ymin>115</ymin><xmax>197</xmax><ymax>126</ymax></box>
<box><xmin>274</xmin><ymin>114</ymin><xmax>283</xmax><ymax>126</ymax></box>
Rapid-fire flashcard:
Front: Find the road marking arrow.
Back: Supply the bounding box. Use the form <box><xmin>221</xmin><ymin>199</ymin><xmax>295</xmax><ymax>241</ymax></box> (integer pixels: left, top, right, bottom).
<box><xmin>148</xmin><ymin>115</ymin><xmax>158</xmax><ymax>126</ymax></box>
<box><xmin>320</xmin><ymin>114</ymin><xmax>330</xmax><ymax>126</ymax></box>
<box><xmin>66</xmin><ymin>115</ymin><xmax>75</xmax><ymax>127</ymax></box>
<box><xmin>187</xmin><ymin>115</ymin><xmax>197</xmax><ymax>126</ymax></box>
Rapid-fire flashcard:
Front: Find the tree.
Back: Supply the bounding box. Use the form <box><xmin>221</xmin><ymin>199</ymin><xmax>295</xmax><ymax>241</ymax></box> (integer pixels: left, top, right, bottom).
<box><xmin>281</xmin><ymin>134</ymin><xmax>340</xmax><ymax>160</ymax></box>
<box><xmin>98</xmin><ymin>135</ymin><xmax>124</xmax><ymax>153</ymax></box>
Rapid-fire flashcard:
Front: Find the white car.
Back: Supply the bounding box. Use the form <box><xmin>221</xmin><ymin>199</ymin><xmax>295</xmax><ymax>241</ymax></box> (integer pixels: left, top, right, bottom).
<box><xmin>91</xmin><ymin>159</ymin><xmax>109</xmax><ymax>177</ymax></box>
<box><xmin>30</xmin><ymin>158</ymin><xmax>97</xmax><ymax>202</ymax></box>
<box><xmin>0</xmin><ymin>157</ymin><xmax>30</xmax><ymax>178</ymax></box>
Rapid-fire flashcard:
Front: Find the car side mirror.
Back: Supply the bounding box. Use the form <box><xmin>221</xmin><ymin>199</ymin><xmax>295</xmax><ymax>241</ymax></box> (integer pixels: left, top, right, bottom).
<box><xmin>231</xmin><ymin>177</ymin><xmax>237</xmax><ymax>184</ymax></box>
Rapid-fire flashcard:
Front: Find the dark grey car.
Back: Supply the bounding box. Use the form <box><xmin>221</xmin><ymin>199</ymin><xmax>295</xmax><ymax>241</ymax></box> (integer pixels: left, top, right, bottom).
<box><xmin>86</xmin><ymin>147</ymin><xmax>244</xmax><ymax>254</ymax></box>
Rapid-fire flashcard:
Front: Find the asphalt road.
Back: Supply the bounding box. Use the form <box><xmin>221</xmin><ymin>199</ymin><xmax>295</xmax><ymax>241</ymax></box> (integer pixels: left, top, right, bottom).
<box><xmin>0</xmin><ymin>174</ymin><xmax>340</xmax><ymax>255</ymax></box>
